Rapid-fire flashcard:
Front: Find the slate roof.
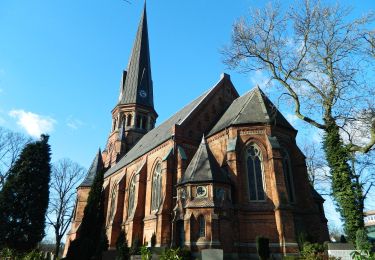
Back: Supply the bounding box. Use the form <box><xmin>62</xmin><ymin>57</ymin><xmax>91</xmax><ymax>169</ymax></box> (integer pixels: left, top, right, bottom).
<box><xmin>208</xmin><ymin>86</ymin><xmax>294</xmax><ymax>136</ymax></box>
<box><xmin>119</xmin><ymin>4</ymin><xmax>154</xmax><ymax>108</ymax></box>
<box><xmin>79</xmin><ymin>149</ymin><xmax>104</xmax><ymax>187</ymax></box>
<box><xmin>185</xmin><ymin>197</ymin><xmax>215</xmax><ymax>208</ymax></box>
<box><xmin>179</xmin><ymin>137</ymin><xmax>230</xmax><ymax>185</ymax></box>
<box><xmin>104</xmin><ymin>76</ymin><xmax>228</xmax><ymax>178</ymax></box>
<box><xmin>311</xmin><ymin>186</ymin><xmax>325</xmax><ymax>201</ymax></box>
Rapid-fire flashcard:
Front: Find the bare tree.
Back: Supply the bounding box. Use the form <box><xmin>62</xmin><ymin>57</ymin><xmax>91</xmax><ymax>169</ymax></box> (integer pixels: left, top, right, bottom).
<box><xmin>303</xmin><ymin>142</ymin><xmax>330</xmax><ymax>194</ymax></box>
<box><xmin>0</xmin><ymin>127</ymin><xmax>31</xmax><ymax>189</ymax></box>
<box><xmin>47</xmin><ymin>158</ymin><xmax>85</xmax><ymax>259</ymax></box>
<box><xmin>223</xmin><ymin>0</ymin><xmax>375</xmax><ymax>241</ymax></box>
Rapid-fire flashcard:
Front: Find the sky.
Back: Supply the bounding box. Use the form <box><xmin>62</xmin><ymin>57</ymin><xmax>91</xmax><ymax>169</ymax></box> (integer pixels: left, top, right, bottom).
<box><xmin>0</xmin><ymin>0</ymin><xmax>374</xmax><ymax>240</ymax></box>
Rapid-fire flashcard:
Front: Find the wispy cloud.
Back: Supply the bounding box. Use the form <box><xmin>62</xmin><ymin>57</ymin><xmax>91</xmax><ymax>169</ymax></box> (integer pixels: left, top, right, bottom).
<box><xmin>66</xmin><ymin>116</ymin><xmax>84</xmax><ymax>130</ymax></box>
<box><xmin>250</xmin><ymin>70</ymin><xmax>271</xmax><ymax>88</ymax></box>
<box><xmin>285</xmin><ymin>113</ymin><xmax>299</xmax><ymax>127</ymax></box>
<box><xmin>9</xmin><ymin>109</ymin><xmax>56</xmax><ymax>138</ymax></box>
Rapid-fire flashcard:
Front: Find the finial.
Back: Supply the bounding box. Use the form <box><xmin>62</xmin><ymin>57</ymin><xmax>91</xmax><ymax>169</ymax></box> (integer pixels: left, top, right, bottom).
<box><xmin>200</xmin><ymin>134</ymin><xmax>206</xmax><ymax>144</ymax></box>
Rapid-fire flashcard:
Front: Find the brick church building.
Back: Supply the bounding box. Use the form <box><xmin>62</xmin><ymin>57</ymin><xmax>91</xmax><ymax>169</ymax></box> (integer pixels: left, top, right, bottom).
<box><xmin>64</xmin><ymin>5</ymin><xmax>329</xmax><ymax>258</ymax></box>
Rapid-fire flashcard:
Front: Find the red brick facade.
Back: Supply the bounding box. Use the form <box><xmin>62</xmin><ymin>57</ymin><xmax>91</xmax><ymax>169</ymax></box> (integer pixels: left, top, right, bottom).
<box><xmin>63</xmin><ymin>6</ymin><xmax>329</xmax><ymax>258</ymax></box>
<box><xmin>64</xmin><ymin>76</ymin><xmax>329</xmax><ymax>258</ymax></box>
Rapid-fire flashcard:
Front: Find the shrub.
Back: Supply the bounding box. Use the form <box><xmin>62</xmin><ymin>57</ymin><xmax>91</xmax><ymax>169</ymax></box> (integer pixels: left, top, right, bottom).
<box><xmin>355</xmin><ymin>229</ymin><xmax>371</xmax><ymax>251</ymax></box>
<box><xmin>256</xmin><ymin>236</ymin><xmax>270</xmax><ymax>260</ymax></box>
<box><xmin>300</xmin><ymin>242</ymin><xmax>326</xmax><ymax>260</ymax></box>
<box><xmin>160</xmin><ymin>248</ymin><xmax>182</xmax><ymax>260</ymax></box>
<box><xmin>23</xmin><ymin>249</ymin><xmax>44</xmax><ymax>260</ymax></box>
<box><xmin>340</xmin><ymin>235</ymin><xmax>347</xmax><ymax>243</ymax></box>
<box><xmin>140</xmin><ymin>245</ymin><xmax>152</xmax><ymax>260</ymax></box>
<box><xmin>130</xmin><ymin>237</ymin><xmax>141</xmax><ymax>255</ymax></box>
<box><xmin>116</xmin><ymin>230</ymin><xmax>130</xmax><ymax>260</ymax></box>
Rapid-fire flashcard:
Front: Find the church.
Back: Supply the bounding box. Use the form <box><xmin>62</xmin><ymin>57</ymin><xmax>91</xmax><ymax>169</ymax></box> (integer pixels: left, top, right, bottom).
<box><xmin>64</xmin><ymin>5</ymin><xmax>329</xmax><ymax>258</ymax></box>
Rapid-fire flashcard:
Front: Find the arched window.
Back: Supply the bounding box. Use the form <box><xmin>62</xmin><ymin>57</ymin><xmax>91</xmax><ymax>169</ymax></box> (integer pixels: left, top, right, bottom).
<box><xmin>136</xmin><ymin>115</ymin><xmax>141</xmax><ymax>128</ymax></box>
<box><xmin>281</xmin><ymin>149</ymin><xmax>295</xmax><ymax>203</ymax></box>
<box><xmin>141</xmin><ymin>116</ymin><xmax>147</xmax><ymax>129</ymax></box>
<box><xmin>127</xmin><ymin>114</ymin><xmax>132</xmax><ymax>127</ymax></box>
<box><xmin>128</xmin><ymin>175</ymin><xmax>136</xmax><ymax>217</ymax></box>
<box><xmin>246</xmin><ymin>144</ymin><xmax>265</xmax><ymax>201</ymax></box>
<box><xmin>198</xmin><ymin>215</ymin><xmax>205</xmax><ymax>237</ymax></box>
<box><xmin>151</xmin><ymin>162</ymin><xmax>162</xmax><ymax>211</ymax></box>
<box><xmin>108</xmin><ymin>182</ymin><xmax>118</xmax><ymax>223</ymax></box>
<box><xmin>112</xmin><ymin>119</ymin><xmax>117</xmax><ymax>131</ymax></box>
<box><xmin>121</xmin><ymin>115</ymin><xmax>126</xmax><ymax>129</ymax></box>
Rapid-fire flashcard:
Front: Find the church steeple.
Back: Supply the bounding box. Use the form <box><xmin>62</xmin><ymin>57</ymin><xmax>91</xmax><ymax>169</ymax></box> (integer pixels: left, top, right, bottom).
<box><xmin>103</xmin><ymin>4</ymin><xmax>158</xmax><ymax>168</ymax></box>
<box><xmin>119</xmin><ymin>4</ymin><xmax>154</xmax><ymax>109</ymax></box>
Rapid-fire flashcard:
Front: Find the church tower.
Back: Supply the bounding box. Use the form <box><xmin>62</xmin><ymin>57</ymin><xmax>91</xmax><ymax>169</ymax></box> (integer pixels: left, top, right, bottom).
<box><xmin>103</xmin><ymin>5</ymin><xmax>157</xmax><ymax>168</ymax></box>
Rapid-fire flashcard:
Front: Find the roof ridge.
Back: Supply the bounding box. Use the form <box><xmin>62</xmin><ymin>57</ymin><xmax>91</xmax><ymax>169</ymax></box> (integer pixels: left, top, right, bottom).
<box><xmin>229</xmin><ymin>88</ymin><xmax>257</xmax><ymax>125</ymax></box>
<box><xmin>254</xmin><ymin>87</ymin><xmax>270</xmax><ymax>120</ymax></box>
<box><xmin>189</xmin><ymin>139</ymin><xmax>205</xmax><ymax>182</ymax></box>
<box><xmin>179</xmin><ymin>75</ymin><xmax>227</xmax><ymax>125</ymax></box>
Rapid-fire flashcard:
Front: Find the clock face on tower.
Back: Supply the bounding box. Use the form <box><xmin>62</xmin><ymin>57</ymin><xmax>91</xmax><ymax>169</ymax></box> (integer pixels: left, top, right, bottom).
<box><xmin>139</xmin><ymin>90</ymin><xmax>147</xmax><ymax>98</ymax></box>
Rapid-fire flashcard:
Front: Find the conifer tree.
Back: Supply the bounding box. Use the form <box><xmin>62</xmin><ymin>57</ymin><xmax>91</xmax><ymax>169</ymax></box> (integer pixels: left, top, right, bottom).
<box><xmin>0</xmin><ymin>135</ymin><xmax>51</xmax><ymax>252</ymax></box>
<box><xmin>66</xmin><ymin>168</ymin><xmax>106</xmax><ymax>259</ymax></box>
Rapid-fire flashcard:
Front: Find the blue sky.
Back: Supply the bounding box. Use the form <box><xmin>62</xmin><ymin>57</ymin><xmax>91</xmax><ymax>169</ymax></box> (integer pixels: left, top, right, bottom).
<box><xmin>0</xmin><ymin>0</ymin><xmax>374</xmax><ymax>237</ymax></box>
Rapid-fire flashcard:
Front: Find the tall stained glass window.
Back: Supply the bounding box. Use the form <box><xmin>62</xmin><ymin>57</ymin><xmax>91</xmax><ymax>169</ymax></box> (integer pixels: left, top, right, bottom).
<box><xmin>108</xmin><ymin>182</ymin><xmax>118</xmax><ymax>223</ymax></box>
<box><xmin>128</xmin><ymin>175</ymin><xmax>136</xmax><ymax>216</ymax></box>
<box><xmin>246</xmin><ymin>144</ymin><xmax>265</xmax><ymax>200</ymax></box>
<box><xmin>151</xmin><ymin>162</ymin><xmax>162</xmax><ymax>211</ymax></box>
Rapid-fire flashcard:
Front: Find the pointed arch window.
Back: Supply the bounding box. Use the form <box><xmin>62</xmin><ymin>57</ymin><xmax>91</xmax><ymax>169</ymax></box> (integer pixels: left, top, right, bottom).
<box><xmin>128</xmin><ymin>175</ymin><xmax>136</xmax><ymax>217</ymax></box>
<box><xmin>198</xmin><ymin>215</ymin><xmax>205</xmax><ymax>237</ymax></box>
<box><xmin>151</xmin><ymin>162</ymin><xmax>162</xmax><ymax>211</ymax></box>
<box><xmin>121</xmin><ymin>114</ymin><xmax>126</xmax><ymax>129</ymax></box>
<box><xmin>246</xmin><ymin>144</ymin><xmax>265</xmax><ymax>201</ymax></box>
<box><xmin>127</xmin><ymin>114</ymin><xmax>132</xmax><ymax>127</ymax></box>
<box><xmin>108</xmin><ymin>182</ymin><xmax>118</xmax><ymax>224</ymax></box>
<box><xmin>281</xmin><ymin>149</ymin><xmax>295</xmax><ymax>203</ymax></box>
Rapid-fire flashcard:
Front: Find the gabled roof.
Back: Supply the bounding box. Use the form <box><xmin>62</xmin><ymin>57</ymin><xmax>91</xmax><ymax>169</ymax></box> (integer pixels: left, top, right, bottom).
<box><xmin>179</xmin><ymin>137</ymin><xmax>230</xmax><ymax>185</ymax></box>
<box><xmin>79</xmin><ymin>149</ymin><xmax>104</xmax><ymax>187</ymax></box>
<box><xmin>119</xmin><ymin>4</ymin><xmax>153</xmax><ymax>108</ymax></box>
<box><xmin>208</xmin><ymin>86</ymin><xmax>294</xmax><ymax>136</ymax></box>
<box><xmin>105</xmin><ymin>75</ymin><xmax>231</xmax><ymax>178</ymax></box>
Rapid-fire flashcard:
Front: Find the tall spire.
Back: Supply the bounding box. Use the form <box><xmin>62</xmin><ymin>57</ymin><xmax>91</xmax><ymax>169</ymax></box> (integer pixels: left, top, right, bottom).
<box><xmin>119</xmin><ymin>4</ymin><xmax>153</xmax><ymax>108</ymax></box>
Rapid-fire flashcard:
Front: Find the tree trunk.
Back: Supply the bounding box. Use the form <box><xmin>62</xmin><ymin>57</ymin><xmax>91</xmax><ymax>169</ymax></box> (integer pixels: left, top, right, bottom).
<box><xmin>323</xmin><ymin>118</ymin><xmax>364</xmax><ymax>241</ymax></box>
<box><xmin>54</xmin><ymin>236</ymin><xmax>61</xmax><ymax>260</ymax></box>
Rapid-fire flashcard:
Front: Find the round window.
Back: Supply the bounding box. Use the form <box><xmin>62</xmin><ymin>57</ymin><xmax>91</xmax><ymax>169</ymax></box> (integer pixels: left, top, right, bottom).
<box><xmin>196</xmin><ymin>186</ymin><xmax>207</xmax><ymax>197</ymax></box>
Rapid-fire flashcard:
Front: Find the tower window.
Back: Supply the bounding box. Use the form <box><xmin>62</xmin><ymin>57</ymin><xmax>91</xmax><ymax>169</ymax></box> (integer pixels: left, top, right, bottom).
<box><xmin>246</xmin><ymin>144</ymin><xmax>265</xmax><ymax>201</ymax></box>
<box><xmin>136</xmin><ymin>115</ymin><xmax>141</xmax><ymax>128</ymax></box>
<box><xmin>151</xmin><ymin>162</ymin><xmax>162</xmax><ymax>211</ymax></box>
<box><xmin>112</xmin><ymin>119</ymin><xmax>117</xmax><ymax>131</ymax></box>
<box><xmin>198</xmin><ymin>215</ymin><xmax>205</xmax><ymax>237</ymax></box>
<box><xmin>121</xmin><ymin>115</ymin><xmax>126</xmax><ymax>129</ymax></box>
<box><xmin>141</xmin><ymin>116</ymin><xmax>147</xmax><ymax>129</ymax></box>
<box><xmin>127</xmin><ymin>114</ymin><xmax>132</xmax><ymax>127</ymax></box>
<box><xmin>281</xmin><ymin>149</ymin><xmax>295</xmax><ymax>203</ymax></box>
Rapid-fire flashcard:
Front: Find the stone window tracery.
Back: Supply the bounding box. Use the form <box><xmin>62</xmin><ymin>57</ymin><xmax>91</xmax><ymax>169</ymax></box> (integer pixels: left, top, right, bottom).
<box><xmin>246</xmin><ymin>144</ymin><xmax>265</xmax><ymax>201</ymax></box>
<box><xmin>281</xmin><ymin>149</ymin><xmax>295</xmax><ymax>203</ymax></box>
<box><xmin>151</xmin><ymin>162</ymin><xmax>162</xmax><ymax>211</ymax></box>
<box><xmin>128</xmin><ymin>175</ymin><xmax>136</xmax><ymax>217</ymax></box>
<box><xmin>108</xmin><ymin>182</ymin><xmax>118</xmax><ymax>224</ymax></box>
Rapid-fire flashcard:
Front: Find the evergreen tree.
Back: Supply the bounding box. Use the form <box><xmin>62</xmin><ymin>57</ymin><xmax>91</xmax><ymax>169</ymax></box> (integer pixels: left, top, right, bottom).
<box><xmin>0</xmin><ymin>135</ymin><xmax>51</xmax><ymax>252</ymax></box>
<box><xmin>66</xmin><ymin>168</ymin><xmax>106</xmax><ymax>260</ymax></box>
